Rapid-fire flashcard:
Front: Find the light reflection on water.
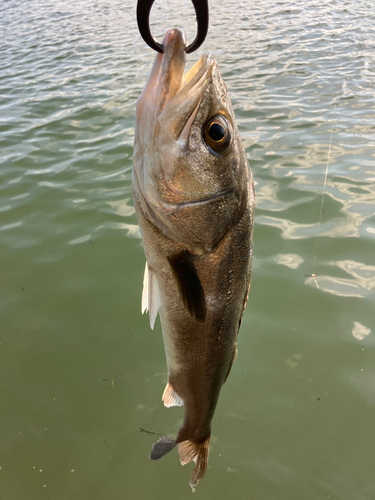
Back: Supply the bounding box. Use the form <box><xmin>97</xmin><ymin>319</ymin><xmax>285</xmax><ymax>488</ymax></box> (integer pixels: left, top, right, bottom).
<box><xmin>1</xmin><ymin>0</ymin><xmax>375</xmax><ymax>499</ymax></box>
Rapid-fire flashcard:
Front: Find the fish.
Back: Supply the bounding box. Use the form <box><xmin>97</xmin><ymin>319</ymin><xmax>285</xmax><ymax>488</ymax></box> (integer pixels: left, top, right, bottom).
<box><xmin>132</xmin><ymin>28</ymin><xmax>255</xmax><ymax>489</ymax></box>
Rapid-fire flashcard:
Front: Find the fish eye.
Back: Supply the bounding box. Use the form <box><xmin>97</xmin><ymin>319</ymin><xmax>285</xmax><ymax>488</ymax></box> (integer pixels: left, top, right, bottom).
<box><xmin>203</xmin><ymin>115</ymin><xmax>230</xmax><ymax>153</ymax></box>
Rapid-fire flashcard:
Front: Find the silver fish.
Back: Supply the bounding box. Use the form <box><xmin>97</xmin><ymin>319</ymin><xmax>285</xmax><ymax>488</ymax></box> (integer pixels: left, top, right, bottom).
<box><xmin>132</xmin><ymin>28</ymin><xmax>255</xmax><ymax>489</ymax></box>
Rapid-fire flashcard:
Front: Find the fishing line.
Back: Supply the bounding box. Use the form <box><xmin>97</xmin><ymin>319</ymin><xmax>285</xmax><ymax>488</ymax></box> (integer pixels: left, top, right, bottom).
<box><xmin>311</xmin><ymin>53</ymin><xmax>344</xmax><ymax>288</ymax></box>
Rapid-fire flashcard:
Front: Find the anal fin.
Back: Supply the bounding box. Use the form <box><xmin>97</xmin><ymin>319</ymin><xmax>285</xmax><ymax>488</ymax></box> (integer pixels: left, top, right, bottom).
<box><xmin>162</xmin><ymin>382</ymin><xmax>184</xmax><ymax>408</ymax></box>
<box><xmin>178</xmin><ymin>436</ymin><xmax>211</xmax><ymax>490</ymax></box>
<box><xmin>141</xmin><ymin>262</ymin><xmax>161</xmax><ymax>330</ymax></box>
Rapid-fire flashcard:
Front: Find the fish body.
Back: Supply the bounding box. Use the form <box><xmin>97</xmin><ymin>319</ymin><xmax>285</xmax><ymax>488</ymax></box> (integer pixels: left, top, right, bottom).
<box><xmin>132</xmin><ymin>28</ymin><xmax>255</xmax><ymax>489</ymax></box>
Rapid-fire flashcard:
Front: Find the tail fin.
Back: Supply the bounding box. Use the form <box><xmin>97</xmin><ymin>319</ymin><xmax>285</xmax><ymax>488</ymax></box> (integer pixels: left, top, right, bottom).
<box><xmin>178</xmin><ymin>436</ymin><xmax>210</xmax><ymax>490</ymax></box>
<box><xmin>149</xmin><ymin>435</ymin><xmax>176</xmax><ymax>460</ymax></box>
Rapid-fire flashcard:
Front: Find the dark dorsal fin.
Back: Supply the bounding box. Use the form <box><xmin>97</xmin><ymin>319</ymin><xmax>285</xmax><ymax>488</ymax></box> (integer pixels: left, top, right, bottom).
<box><xmin>167</xmin><ymin>251</ymin><xmax>206</xmax><ymax>322</ymax></box>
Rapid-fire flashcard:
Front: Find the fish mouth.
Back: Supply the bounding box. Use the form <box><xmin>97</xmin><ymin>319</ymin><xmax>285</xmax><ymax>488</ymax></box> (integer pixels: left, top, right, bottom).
<box><xmin>136</xmin><ymin>28</ymin><xmax>214</xmax><ymax>142</ymax></box>
<box><xmin>157</xmin><ymin>29</ymin><xmax>214</xmax><ymax>141</ymax></box>
<box><xmin>158</xmin><ymin>28</ymin><xmax>213</xmax><ymax>110</ymax></box>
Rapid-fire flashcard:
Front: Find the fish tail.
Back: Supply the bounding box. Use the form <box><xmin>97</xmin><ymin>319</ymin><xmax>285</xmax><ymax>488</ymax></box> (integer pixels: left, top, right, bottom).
<box><xmin>149</xmin><ymin>435</ymin><xmax>176</xmax><ymax>460</ymax></box>
<box><xmin>178</xmin><ymin>435</ymin><xmax>210</xmax><ymax>490</ymax></box>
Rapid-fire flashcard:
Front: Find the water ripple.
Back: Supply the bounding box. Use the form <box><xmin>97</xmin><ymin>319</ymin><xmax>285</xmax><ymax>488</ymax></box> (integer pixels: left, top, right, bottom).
<box><xmin>1</xmin><ymin>1</ymin><xmax>375</xmax><ymax>498</ymax></box>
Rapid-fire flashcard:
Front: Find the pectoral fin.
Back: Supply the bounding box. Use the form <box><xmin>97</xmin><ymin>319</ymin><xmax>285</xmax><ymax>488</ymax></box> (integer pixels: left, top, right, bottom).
<box><xmin>141</xmin><ymin>263</ymin><xmax>161</xmax><ymax>329</ymax></box>
<box><xmin>167</xmin><ymin>251</ymin><xmax>206</xmax><ymax>321</ymax></box>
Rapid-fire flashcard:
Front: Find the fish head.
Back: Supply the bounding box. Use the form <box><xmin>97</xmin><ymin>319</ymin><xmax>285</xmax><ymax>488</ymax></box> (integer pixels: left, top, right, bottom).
<box><xmin>133</xmin><ymin>28</ymin><xmax>251</xmax><ymax>250</ymax></box>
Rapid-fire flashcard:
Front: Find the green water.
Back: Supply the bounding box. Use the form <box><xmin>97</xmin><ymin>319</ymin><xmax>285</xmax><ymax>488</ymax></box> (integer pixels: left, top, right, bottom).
<box><xmin>1</xmin><ymin>0</ymin><xmax>375</xmax><ymax>498</ymax></box>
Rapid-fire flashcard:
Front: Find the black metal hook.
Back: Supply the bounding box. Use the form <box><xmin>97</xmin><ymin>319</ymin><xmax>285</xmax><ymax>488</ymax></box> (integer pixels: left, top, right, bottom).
<box><xmin>136</xmin><ymin>0</ymin><xmax>209</xmax><ymax>54</ymax></box>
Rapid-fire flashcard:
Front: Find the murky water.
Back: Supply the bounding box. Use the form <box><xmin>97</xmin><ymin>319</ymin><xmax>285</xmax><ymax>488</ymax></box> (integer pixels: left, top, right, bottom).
<box><xmin>1</xmin><ymin>0</ymin><xmax>375</xmax><ymax>498</ymax></box>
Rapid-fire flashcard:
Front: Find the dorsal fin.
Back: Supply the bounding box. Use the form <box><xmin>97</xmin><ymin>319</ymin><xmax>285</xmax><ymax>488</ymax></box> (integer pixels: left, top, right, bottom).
<box><xmin>167</xmin><ymin>251</ymin><xmax>206</xmax><ymax>322</ymax></box>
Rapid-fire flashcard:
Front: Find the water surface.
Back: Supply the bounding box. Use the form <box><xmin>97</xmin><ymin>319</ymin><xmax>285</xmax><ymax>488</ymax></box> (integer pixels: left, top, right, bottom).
<box><xmin>1</xmin><ymin>0</ymin><xmax>375</xmax><ymax>498</ymax></box>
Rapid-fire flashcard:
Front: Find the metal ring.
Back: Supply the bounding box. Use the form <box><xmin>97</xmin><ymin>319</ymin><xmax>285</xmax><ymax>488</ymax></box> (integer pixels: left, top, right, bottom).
<box><xmin>136</xmin><ymin>0</ymin><xmax>209</xmax><ymax>54</ymax></box>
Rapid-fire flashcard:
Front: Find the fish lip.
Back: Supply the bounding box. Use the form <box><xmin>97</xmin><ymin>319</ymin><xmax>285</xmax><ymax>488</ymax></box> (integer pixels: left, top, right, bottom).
<box><xmin>162</xmin><ymin>27</ymin><xmax>187</xmax><ymax>48</ymax></box>
<box><xmin>157</xmin><ymin>28</ymin><xmax>186</xmax><ymax>106</ymax></box>
<box><xmin>160</xmin><ymin>28</ymin><xmax>213</xmax><ymax>90</ymax></box>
